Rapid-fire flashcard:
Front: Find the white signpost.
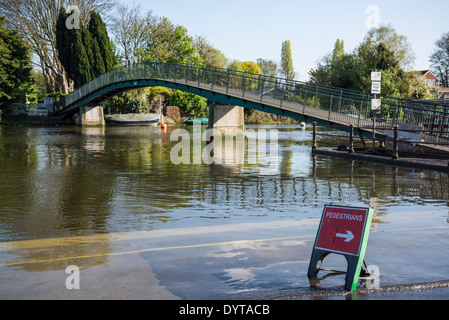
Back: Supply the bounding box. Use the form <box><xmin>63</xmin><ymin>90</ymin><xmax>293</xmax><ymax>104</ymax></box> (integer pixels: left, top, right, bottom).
<box><xmin>371</xmin><ymin>72</ymin><xmax>382</xmax><ymax>82</ymax></box>
<box><xmin>371</xmin><ymin>99</ymin><xmax>381</xmax><ymax>111</ymax></box>
<box><xmin>371</xmin><ymin>72</ymin><xmax>381</xmax><ymax>150</ymax></box>
<box><xmin>371</xmin><ymin>82</ymin><xmax>381</xmax><ymax>95</ymax></box>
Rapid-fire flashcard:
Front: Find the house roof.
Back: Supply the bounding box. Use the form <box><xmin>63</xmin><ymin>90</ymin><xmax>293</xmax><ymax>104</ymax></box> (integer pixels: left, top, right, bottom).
<box><xmin>419</xmin><ymin>70</ymin><xmax>438</xmax><ymax>78</ymax></box>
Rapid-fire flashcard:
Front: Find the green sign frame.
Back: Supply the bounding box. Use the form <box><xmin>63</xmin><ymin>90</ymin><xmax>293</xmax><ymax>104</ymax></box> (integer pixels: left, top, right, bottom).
<box><xmin>307</xmin><ymin>205</ymin><xmax>374</xmax><ymax>291</ymax></box>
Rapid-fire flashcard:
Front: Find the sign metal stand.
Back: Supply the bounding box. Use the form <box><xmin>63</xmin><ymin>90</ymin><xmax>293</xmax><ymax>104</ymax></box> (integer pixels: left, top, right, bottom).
<box><xmin>307</xmin><ymin>205</ymin><xmax>374</xmax><ymax>291</ymax></box>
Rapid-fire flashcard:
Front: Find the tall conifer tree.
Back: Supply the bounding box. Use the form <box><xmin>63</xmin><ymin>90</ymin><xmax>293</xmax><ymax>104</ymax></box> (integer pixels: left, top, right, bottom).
<box><xmin>56</xmin><ymin>9</ymin><xmax>75</xmax><ymax>83</ymax></box>
<box><xmin>56</xmin><ymin>9</ymin><xmax>115</xmax><ymax>88</ymax></box>
<box><xmin>72</xmin><ymin>26</ymin><xmax>92</xmax><ymax>87</ymax></box>
<box><xmin>281</xmin><ymin>40</ymin><xmax>295</xmax><ymax>80</ymax></box>
<box><xmin>88</xmin><ymin>11</ymin><xmax>116</xmax><ymax>71</ymax></box>
<box><xmin>92</xmin><ymin>38</ymin><xmax>106</xmax><ymax>77</ymax></box>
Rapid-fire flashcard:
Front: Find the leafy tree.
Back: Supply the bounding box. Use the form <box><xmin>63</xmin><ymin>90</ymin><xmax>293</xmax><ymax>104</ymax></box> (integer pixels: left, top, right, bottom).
<box><xmin>256</xmin><ymin>58</ymin><xmax>279</xmax><ymax>78</ymax></box>
<box><xmin>350</xmin><ymin>41</ymin><xmax>402</xmax><ymax>93</ymax></box>
<box><xmin>309</xmin><ymin>26</ymin><xmax>428</xmax><ymax>99</ymax></box>
<box><xmin>331</xmin><ymin>53</ymin><xmax>357</xmax><ymax>90</ymax></box>
<box><xmin>364</xmin><ymin>24</ymin><xmax>415</xmax><ymax>71</ymax></box>
<box><xmin>173</xmin><ymin>91</ymin><xmax>208</xmax><ymax>118</ymax></box>
<box><xmin>110</xmin><ymin>88</ymin><xmax>148</xmax><ymax>114</ymax></box>
<box><xmin>399</xmin><ymin>71</ymin><xmax>432</xmax><ymax>100</ymax></box>
<box><xmin>376</xmin><ymin>43</ymin><xmax>400</xmax><ymax>71</ymax></box>
<box><xmin>31</xmin><ymin>69</ymin><xmax>48</xmax><ymax>98</ymax></box>
<box><xmin>0</xmin><ymin>16</ymin><xmax>34</xmax><ymax>107</ymax></box>
<box><xmin>193</xmin><ymin>35</ymin><xmax>228</xmax><ymax>68</ymax></box>
<box><xmin>111</xmin><ymin>13</ymin><xmax>207</xmax><ymax>115</ymax></box>
<box><xmin>430</xmin><ymin>32</ymin><xmax>449</xmax><ymax>88</ymax></box>
<box><xmin>146</xmin><ymin>87</ymin><xmax>174</xmax><ymax>104</ymax></box>
<box><xmin>228</xmin><ymin>60</ymin><xmax>243</xmax><ymax>72</ymax></box>
<box><xmin>332</xmin><ymin>39</ymin><xmax>345</xmax><ymax>64</ymax></box>
<box><xmin>281</xmin><ymin>40</ymin><xmax>295</xmax><ymax>80</ymax></box>
<box><xmin>309</xmin><ymin>39</ymin><xmax>356</xmax><ymax>90</ymax></box>
<box><xmin>241</xmin><ymin>61</ymin><xmax>261</xmax><ymax>75</ymax></box>
<box><xmin>139</xmin><ymin>17</ymin><xmax>200</xmax><ymax>64</ymax></box>
<box><xmin>228</xmin><ymin>60</ymin><xmax>261</xmax><ymax>74</ymax></box>
<box><xmin>145</xmin><ymin>86</ymin><xmax>208</xmax><ymax>118</ymax></box>
<box><xmin>240</xmin><ymin>61</ymin><xmax>261</xmax><ymax>90</ymax></box>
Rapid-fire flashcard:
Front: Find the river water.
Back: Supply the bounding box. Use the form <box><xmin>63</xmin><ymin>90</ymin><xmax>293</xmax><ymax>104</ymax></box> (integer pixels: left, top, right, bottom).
<box><xmin>1</xmin><ymin>124</ymin><xmax>448</xmax><ymax>299</ymax></box>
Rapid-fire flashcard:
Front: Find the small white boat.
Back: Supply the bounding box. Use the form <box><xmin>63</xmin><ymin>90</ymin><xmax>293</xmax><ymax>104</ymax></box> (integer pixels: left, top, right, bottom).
<box><xmin>105</xmin><ymin>113</ymin><xmax>160</xmax><ymax>126</ymax></box>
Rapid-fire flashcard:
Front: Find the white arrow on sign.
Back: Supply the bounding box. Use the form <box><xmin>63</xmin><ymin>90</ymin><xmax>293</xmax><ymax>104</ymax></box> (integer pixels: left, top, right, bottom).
<box><xmin>336</xmin><ymin>230</ymin><xmax>354</xmax><ymax>242</ymax></box>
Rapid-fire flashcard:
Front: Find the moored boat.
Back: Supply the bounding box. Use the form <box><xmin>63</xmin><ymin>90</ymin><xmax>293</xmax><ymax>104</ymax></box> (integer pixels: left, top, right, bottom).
<box><xmin>105</xmin><ymin>113</ymin><xmax>160</xmax><ymax>126</ymax></box>
<box><xmin>185</xmin><ymin>118</ymin><xmax>208</xmax><ymax>125</ymax></box>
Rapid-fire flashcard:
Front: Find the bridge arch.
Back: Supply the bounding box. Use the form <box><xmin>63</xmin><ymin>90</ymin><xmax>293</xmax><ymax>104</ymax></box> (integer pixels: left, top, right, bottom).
<box><xmin>55</xmin><ymin>62</ymin><xmax>446</xmax><ymax>139</ymax></box>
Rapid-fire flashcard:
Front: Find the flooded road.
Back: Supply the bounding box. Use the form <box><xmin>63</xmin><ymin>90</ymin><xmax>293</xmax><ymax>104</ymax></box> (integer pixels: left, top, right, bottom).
<box><xmin>0</xmin><ymin>124</ymin><xmax>448</xmax><ymax>299</ymax></box>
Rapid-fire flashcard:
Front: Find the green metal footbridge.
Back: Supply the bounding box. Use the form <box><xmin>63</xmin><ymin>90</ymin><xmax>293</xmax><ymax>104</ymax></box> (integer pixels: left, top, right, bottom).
<box><xmin>55</xmin><ymin>62</ymin><xmax>449</xmax><ymax>139</ymax></box>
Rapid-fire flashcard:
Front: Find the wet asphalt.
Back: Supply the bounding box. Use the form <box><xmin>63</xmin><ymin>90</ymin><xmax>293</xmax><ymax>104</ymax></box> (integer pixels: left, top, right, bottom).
<box><xmin>1</xmin><ymin>212</ymin><xmax>448</xmax><ymax>301</ymax></box>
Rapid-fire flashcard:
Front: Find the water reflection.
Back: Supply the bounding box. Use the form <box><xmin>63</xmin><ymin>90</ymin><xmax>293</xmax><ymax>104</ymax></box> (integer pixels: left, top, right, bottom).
<box><xmin>0</xmin><ymin>125</ymin><xmax>448</xmax><ymax>248</ymax></box>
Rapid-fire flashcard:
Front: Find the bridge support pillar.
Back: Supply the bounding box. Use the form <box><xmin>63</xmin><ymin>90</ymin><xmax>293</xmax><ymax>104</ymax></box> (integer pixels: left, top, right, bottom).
<box><xmin>208</xmin><ymin>104</ymin><xmax>245</xmax><ymax>134</ymax></box>
<box><xmin>76</xmin><ymin>106</ymin><xmax>105</xmax><ymax>127</ymax></box>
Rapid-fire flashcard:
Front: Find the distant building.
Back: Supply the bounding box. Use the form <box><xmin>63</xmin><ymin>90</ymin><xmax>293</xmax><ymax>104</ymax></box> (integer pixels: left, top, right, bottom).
<box><xmin>415</xmin><ymin>70</ymin><xmax>449</xmax><ymax>100</ymax></box>
<box><xmin>419</xmin><ymin>70</ymin><xmax>440</xmax><ymax>88</ymax></box>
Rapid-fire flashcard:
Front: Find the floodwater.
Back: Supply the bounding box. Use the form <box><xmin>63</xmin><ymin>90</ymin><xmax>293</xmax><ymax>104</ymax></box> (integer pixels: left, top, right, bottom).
<box><xmin>0</xmin><ymin>124</ymin><xmax>448</xmax><ymax>300</ymax></box>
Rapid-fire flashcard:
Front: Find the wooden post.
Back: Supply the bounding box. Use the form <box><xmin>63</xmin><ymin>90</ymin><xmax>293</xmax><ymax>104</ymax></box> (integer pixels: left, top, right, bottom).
<box><xmin>349</xmin><ymin>124</ymin><xmax>354</xmax><ymax>154</ymax></box>
<box><xmin>392</xmin><ymin>126</ymin><xmax>399</xmax><ymax>160</ymax></box>
<box><xmin>312</xmin><ymin>122</ymin><xmax>317</xmax><ymax>150</ymax></box>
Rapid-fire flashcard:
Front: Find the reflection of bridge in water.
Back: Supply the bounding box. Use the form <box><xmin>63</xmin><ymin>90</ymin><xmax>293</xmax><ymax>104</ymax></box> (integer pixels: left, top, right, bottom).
<box><xmin>205</xmin><ymin>156</ymin><xmax>449</xmax><ymax>217</ymax></box>
<box><xmin>44</xmin><ymin>127</ymin><xmax>449</xmax><ymax>216</ymax></box>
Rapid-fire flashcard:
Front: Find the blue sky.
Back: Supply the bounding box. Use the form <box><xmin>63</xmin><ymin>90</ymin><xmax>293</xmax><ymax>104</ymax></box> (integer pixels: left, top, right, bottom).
<box><xmin>122</xmin><ymin>0</ymin><xmax>448</xmax><ymax>81</ymax></box>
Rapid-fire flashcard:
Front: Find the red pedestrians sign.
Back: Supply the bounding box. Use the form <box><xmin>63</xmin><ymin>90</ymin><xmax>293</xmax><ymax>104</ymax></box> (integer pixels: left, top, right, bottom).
<box><xmin>315</xmin><ymin>205</ymin><xmax>371</xmax><ymax>256</ymax></box>
<box><xmin>308</xmin><ymin>205</ymin><xmax>374</xmax><ymax>291</ymax></box>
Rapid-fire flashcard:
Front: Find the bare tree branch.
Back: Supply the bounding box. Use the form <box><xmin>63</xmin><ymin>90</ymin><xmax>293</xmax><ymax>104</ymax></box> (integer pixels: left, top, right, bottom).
<box><xmin>109</xmin><ymin>2</ymin><xmax>157</xmax><ymax>63</ymax></box>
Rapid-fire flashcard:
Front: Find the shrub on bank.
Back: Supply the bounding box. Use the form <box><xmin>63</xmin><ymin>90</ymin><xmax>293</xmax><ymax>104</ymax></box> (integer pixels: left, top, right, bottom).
<box><xmin>245</xmin><ymin>109</ymin><xmax>301</xmax><ymax>124</ymax></box>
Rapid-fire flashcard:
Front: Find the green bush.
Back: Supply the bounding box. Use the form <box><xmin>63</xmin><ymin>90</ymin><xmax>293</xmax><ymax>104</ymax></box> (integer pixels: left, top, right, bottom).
<box><xmin>38</xmin><ymin>92</ymin><xmax>69</xmax><ymax>103</ymax></box>
<box><xmin>173</xmin><ymin>91</ymin><xmax>208</xmax><ymax>118</ymax></box>
<box><xmin>146</xmin><ymin>87</ymin><xmax>173</xmax><ymax>104</ymax></box>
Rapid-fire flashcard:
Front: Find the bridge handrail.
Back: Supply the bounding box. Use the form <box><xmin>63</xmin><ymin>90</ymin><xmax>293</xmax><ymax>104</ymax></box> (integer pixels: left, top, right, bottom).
<box><xmin>162</xmin><ymin>62</ymin><xmax>447</xmax><ymax>110</ymax></box>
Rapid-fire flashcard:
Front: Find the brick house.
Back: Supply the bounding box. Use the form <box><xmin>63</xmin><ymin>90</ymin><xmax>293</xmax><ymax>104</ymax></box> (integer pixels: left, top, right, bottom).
<box><xmin>417</xmin><ymin>70</ymin><xmax>449</xmax><ymax>100</ymax></box>
<box><xmin>419</xmin><ymin>70</ymin><xmax>440</xmax><ymax>88</ymax></box>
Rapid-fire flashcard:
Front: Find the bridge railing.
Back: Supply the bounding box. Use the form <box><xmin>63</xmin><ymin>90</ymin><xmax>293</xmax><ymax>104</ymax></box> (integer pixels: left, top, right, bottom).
<box><xmin>56</xmin><ymin>62</ymin><xmax>449</xmax><ymax>137</ymax></box>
